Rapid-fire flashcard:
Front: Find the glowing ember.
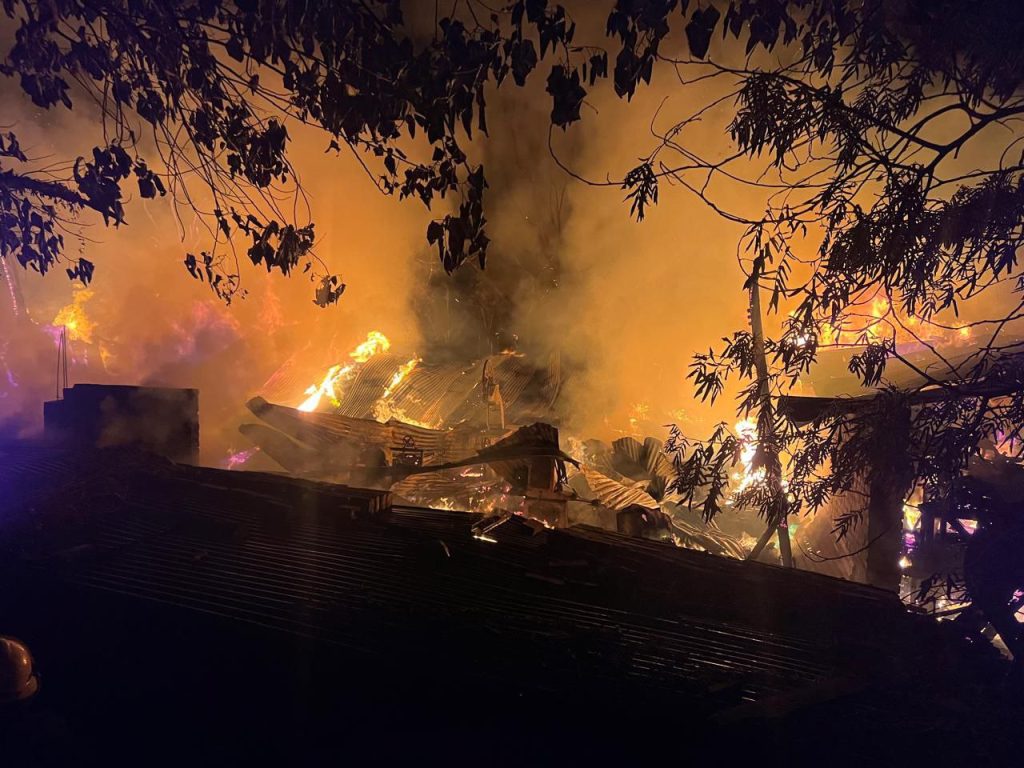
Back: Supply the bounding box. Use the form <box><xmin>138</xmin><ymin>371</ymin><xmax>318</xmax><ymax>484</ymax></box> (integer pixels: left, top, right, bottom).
<box><xmin>433</xmin><ymin>497</ymin><xmax>466</xmax><ymax>511</ymax></box>
<box><xmin>1</xmin><ymin>256</ymin><xmax>19</xmax><ymax>316</ymax></box>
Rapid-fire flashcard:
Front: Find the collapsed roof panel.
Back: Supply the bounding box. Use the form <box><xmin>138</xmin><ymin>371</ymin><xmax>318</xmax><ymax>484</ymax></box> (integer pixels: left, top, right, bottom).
<box><xmin>288</xmin><ymin>351</ymin><xmax>562</xmax><ymax>429</ymax></box>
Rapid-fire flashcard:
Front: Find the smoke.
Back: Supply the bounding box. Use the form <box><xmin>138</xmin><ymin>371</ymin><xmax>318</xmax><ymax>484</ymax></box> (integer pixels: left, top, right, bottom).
<box><xmin>0</xmin><ymin>74</ymin><xmax>431</xmax><ymax>461</ymax></box>
<box><xmin>1</xmin><ymin>2</ymin><xmax>768</xmax><ymax>460</ymax></box>
<box><xmin>411</xmin><ymin>80</ymin><xmax>578</xmax><ymax>362</ymax></box>
<box><xmin>406</xmin><ymin>5</ymin><xmax>756</xmax><ymax>440</ymax></box>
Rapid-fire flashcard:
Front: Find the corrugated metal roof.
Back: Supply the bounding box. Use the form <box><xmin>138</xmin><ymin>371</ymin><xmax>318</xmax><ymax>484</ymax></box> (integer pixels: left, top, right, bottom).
<box><xmin>0</xmin><ymin>446</ymin><xmax>943</xmax><ymax>711</ymax></box>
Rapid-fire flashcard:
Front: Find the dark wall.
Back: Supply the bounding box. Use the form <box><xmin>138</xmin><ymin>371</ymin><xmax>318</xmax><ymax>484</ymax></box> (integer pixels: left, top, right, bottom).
<box><xmin>44</xmin><ymin>384</ymin><xmax>199</xmax><ymax>463</ymax></box>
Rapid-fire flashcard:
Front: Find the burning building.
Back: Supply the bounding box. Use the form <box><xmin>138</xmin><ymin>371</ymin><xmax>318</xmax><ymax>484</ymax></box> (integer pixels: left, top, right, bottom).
<box><xmin>237</xmin><ymin>332</ymin><xmax>756</xmax><ymax>554</ymax></box>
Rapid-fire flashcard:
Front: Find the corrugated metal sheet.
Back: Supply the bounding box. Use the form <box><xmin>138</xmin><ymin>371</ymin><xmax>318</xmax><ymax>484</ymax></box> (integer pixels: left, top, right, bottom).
<box><xmin>577</xmin><ymin>467</ymin><xmax>659</xmax><ymax>510</ymax></box>
<box><xmin>246</xmin><ymin>396</ymin><xmax>469</xmax><ymax>463</ymax></box>
<box><xmin>288</xmin><ymin>352</ymin><xmax>560</xmax><ymax>429</ymax></box>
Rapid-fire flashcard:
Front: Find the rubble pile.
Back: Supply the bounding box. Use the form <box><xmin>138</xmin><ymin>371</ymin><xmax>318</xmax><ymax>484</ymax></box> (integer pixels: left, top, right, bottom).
<box><xmin>239</xmin><ymin>349</ymin><xmax>760</xmax><ymax>555</ymax></box>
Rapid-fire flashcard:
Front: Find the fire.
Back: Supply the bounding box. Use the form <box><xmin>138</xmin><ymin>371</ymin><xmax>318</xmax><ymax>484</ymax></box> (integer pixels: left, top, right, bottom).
<box><xmin>732</xmin><ymin>418</ymin><xmax>766</xmax><ymax>494</ymax></box>
<box><xmin>384</xmin><ymin>407</ymin><xmax>437</xmax><ymax>429</ymax></box>
<box><xmin>371</xmin><ymin>356</ymin><xmax>426</xmax><ymax>424</ymax></box>
<box><xmin>627</xmin><ymin>402</ymin><xmax>650</xmax><ymax>434</ymax></box>
<box><xmin>381</xmin><ymin>357</ymin><xmax>419</xmax><ymax>400</ymax></box>
<box><xmin>297</xmin><ymin>330</ymin><xmax>391</xmax><ymax>412</ymax></box>
<box><xmin>298</xmin><ymin>363</ymin><xmax>353</xmax><ymax>412</ymax></box>
<box><xmin>864</xmin><ymin>297</ymin><xmax>890</xmax><ymax>343</ymax></box>
<box><xmin>433</xmin><ymin>497</ymin><xmax>466</xmax><ymax>511</ymax></box>
<box><xmin>351</xmin><ymin>330</ymin><xmax>390</xmax><ymax>361</ymax></box>
<box><xmin>52</xmin><ymin>288</ymin><xmax>96</xmax><ymax>343</ymax></box>
<box><xmin>903</xmin><ymin>503</ymin><xmax>921</xmax><ymax>532</ymax></box>
<box><xmin>809</xmin><ymin>293</ymin><xmax>973</xmax><ymax>349</ymax></box>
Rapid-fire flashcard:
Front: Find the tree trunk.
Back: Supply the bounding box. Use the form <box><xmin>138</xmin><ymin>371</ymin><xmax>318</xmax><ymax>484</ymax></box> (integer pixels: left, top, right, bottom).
<box><xmin>865</xmin><ymin>401</ymin><xmax>912</xmax><ymax>590</ymax></box>
<box><xmin>746</xmin><ymin>280</ymin><xmax>791</xmax><ymax>566</ymax></box>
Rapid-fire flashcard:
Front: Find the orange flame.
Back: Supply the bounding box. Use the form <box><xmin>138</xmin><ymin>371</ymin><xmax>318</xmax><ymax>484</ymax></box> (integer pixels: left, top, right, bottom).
<box><xmin>351</xmin><ymin>330</ymin><xmax>390</xmax><ymax>361</ymax></box>
<box><xmin>382</xmin><ymin>357</ymin><xmax>418</xmax><ymax>400</ymax></box>
<box><xmin>732</xmin><ymin>418</ymin><xmax>766</xmax><ymax>494</ymax></box>
<box><xmin>298</xmin><ymin>363</ymin><xmax>353</xmax><ymax>412</ymax></box>
<box><xmin>297</xmin><ymin>330</ymin><xmax>391</xmax><ymax>412</ymax></box>
<box><xmin>371</xmin><ymin>356</ymin><xmax>426</xmax><ymax>424</ymax></box>
<box><xmin>53</xmin><ymin>288</ymin><xmax>96</xmax><ymax>343</ymax></box>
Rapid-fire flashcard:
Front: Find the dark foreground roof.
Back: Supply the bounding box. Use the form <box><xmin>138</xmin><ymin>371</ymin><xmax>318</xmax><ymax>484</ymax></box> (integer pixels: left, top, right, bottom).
<box><xmin>0</xmin><ymin>447</ymin><xmax>1019</xmax><ymax>765</ymax></box>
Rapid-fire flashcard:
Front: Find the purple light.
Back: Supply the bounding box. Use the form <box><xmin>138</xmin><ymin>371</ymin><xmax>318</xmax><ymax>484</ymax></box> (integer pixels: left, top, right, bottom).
<box><xmin>224</xmin><ymin>447</ymin><xmax>258</xmax><ymax>470</ymax></box>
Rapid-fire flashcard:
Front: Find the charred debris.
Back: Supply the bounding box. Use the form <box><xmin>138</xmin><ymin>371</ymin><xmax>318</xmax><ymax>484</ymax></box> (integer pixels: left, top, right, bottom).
<box><xmin>240</xmin><ymin>349</ymin><xmax>748</xmax><ymax>558</ymax></box>
<box><xmin>239</xmin><ymin>341</ymin><xmax>1024</xmax><ymax>677</ymax></box>
<box><xmin>3</xmin><ymin>350</ymin><xmax>1023</xmax><ymax>760</ymax></box>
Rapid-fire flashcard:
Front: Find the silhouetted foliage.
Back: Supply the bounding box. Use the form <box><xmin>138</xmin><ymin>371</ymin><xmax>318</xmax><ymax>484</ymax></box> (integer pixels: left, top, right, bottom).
<box><xmin>6</xmin><ymin>2</ymin><xmax>1024</xmax><ymax>635</ymax></box>
<box><xmin>470</xmin><ymin>0</ymin><xmax>1023</xmax><ymax>644</ymax></box>
<box><xmin>0</xmin><ymin>0</ymin><xmax>575</xmax><ymax>302</ymax></box>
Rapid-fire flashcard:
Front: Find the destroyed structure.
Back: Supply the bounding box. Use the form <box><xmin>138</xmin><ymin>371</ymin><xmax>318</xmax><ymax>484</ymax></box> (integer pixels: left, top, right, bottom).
<box><xmin>240</xmin><ymin>348</ymin><xmax>748</xmax><ymax>557</ymax></box>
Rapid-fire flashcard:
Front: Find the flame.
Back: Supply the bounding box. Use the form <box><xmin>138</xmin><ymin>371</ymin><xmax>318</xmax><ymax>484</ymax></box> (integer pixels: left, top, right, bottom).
<box><xmin>627</xmin><ymin>402</ymin><xmax>650</xmax><ymax>434</ymax></box>
<box><xmin>433</xmin><ymin>497</ymin><xmax>464</xmax><ymax>511</ymax></box>
<box><xmin>371</xmin><ymin>356</ymin><xmax>428</xmax><ymax>425</ymax></box>
<box><xmin>298</xmin><ymin>362</ymin><xmax>353</xmax><ymax>412</ymax></box>
<box><xmin>865</xmin><ymin>298</ymin><xmax>890</xmax><ymax>343</ymax></box>
<box><xmin>732</xmin><ymin>418</ymin><xmax>766</xmax><ymax>494</ymax></box>
<box><xmin>351</xmin><ymin>330</ymin><xmax>390</xmax><ymax>362</ymax></box>
<box><xmin>382</xmin><ymin>357</ymin><xmax>418</xmax><ymax>400</ymax></box>
<box><xmin>810</xmin><ymin>294</ymin><xmax>972</xmax><ymax>349</ymax></box>
<box><xmin>297</xmin><ymin>330</ymin><xmax>391</xmax><ymax>412</ymax></box>
<box><xmin>52</xmin><ymin>288</ymin><xmax>96</xmax><ymax>343</ymax></box>
<box><xmin>903</xmin><ymin>503</ymin><xmax>921</xmax><ymax>532</ymax></box>
<box><xmin>386</xmin><ymin>407</ymin><xmax>437</xmax><ymax>429</ymax></box>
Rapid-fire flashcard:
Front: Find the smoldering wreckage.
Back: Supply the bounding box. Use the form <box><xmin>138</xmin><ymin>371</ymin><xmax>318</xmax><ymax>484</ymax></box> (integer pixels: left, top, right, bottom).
<box><xmin>241</xmin><ymin>335</ymin><xmax>741</xmax><ymax>555</ymax></box>
<box><xmin>3</xmin><ymin>328</ymin><xmax>1024</xmax><ymax>761</ymax></box>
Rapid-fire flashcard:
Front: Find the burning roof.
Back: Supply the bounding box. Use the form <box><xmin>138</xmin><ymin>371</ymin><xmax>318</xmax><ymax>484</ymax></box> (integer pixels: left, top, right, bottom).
<box><xmin>303</xmin><ymin>350</ymin><xmax>561</xmax><ymax>429</ymax></box>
